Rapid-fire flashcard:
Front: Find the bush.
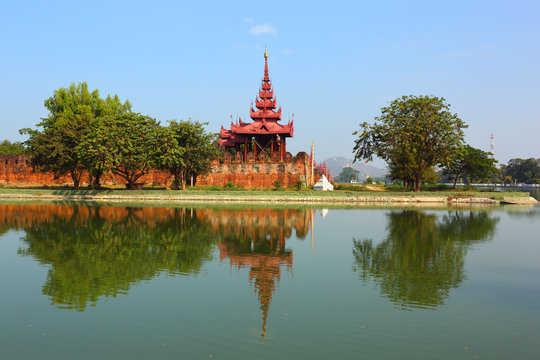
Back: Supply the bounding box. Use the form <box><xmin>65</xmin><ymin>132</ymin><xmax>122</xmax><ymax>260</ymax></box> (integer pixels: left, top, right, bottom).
<box><xmin>272</xmin><ymin>180</ymin><xmax>283</xmax><ymax>191</ymax></box>
<box><xmin>223</xmin><ymin>181</ymin><xmax>235</xmax><ymax>190</ymax></box>
<box><xmin>421</xmin><ymin>183</ymin><xmax>452</xmax><ymax>191</ymax></box>
<box><xmin>334</xmin><ymin>184</ymin><xmax>368</xmax><ymax>191</ymax></box>
<box><xmin>384</xmin><ymin>183</ymin><xmax>406</xmax><ymax>192</ymax></box>
<box><xmin>292</xmin><ymin>179</ymin><xmax>304</xmax><ymax>191</ymax></box>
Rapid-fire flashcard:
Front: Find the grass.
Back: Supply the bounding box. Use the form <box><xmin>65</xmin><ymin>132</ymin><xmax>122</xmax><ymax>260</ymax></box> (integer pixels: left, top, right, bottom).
<box><xmin>0</xmin><ymin>186</ymin><xmax>531</xmax><ymax>198</ymax></box>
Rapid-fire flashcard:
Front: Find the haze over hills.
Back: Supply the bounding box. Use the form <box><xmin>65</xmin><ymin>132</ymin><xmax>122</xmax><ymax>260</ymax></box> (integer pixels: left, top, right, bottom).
<box><xmin>324</xmin><ymin>156</ymin><xmax>387</xmax><ymax>180</ymax></box>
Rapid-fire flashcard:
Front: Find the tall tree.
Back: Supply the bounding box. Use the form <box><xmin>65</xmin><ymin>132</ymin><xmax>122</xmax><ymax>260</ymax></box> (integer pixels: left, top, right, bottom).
<box><xmin>335</xmin><ymin>166</ymin><xmax>360</xmax><ymax>183</ymax></box>
<box><xmin>21</xmin><ymin>82</ymin><xmax>131</xmax><ymax>188</ymax></box>
<box><xmin>353</xmin><ymin>95</ymin><xmax>467</xmax><ymax>191</ymax></box>
<box><xmin>164</xmin><ymin>120</ymin><xmax>219</xmax><ymax>190</ymax></box>
<box><xmin>442</xmin><ymin>145</ymin><xmax>499</xmax><ymax>189</ymax></box>
<box><xmin>79</xmin><ymin>113</ymin><xmax>178</xmax><ymax>189</ymax></box>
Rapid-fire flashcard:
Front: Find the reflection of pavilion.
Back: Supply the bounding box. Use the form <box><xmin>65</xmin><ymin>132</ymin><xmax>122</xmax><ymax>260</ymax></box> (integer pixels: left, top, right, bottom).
<box><xmin>220</xmin><ymin>242</ymin><xmax>292</xmax><ymax>338</ymax></box>
<box><xmin>201</xmin><ymin>208</ymin><xmax>312</xmax><ymax>337</ymax></box>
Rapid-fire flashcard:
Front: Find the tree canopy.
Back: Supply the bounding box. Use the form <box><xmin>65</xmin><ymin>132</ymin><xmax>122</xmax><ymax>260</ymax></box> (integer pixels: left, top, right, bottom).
<box><xmin>0</xmin><ymin>140</ymin><xmax>26</xmax><ymax>155</ymax></box>
<box><xmin>503</xmin><ymin>158</ymin><xmax>540</xmax><ymax>184</ymax></box>
<box><xmin>442</xmin><ymin>145</ymin><xmax>499</xmax><ymax>188</ymax></box>
<box><xmin>335</xmin><ymin>166</ymin><xmax>360</xmax><ymax>183</ymax></box>
<box><xmin>21</xmin><ymin>82</ymin><xmax>131</xmax><ymax>188</ymax></box>
<box><xmin>353</xmin><ymin>95</ymin><xmax>467</xmax><ymax>191</ymax></box>
<box><xmin>163</xmin><ymin>120</ymin><xmax>219</xmax><ymax>189</ymax></box>
<box><xmin>78</xmin><ymin>113</ymin><xmax>178</xmax><ymax>189</ymax></box>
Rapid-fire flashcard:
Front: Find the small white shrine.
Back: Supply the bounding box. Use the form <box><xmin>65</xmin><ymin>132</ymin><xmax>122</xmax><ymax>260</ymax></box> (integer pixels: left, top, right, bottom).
<box><xmin>314</xmin><ymin>175</ymin><xmax>334</xmax><ymax>191</ymax></box>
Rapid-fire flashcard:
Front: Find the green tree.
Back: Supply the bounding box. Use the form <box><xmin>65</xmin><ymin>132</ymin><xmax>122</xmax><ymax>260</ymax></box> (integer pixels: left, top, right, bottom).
<box><xmin>504</xmin><ymin>158</ymin><xmax>540</xmax><ymax>184</ymax></box>
<box><xmin>442</xmin><ymin>145</ymin><xmax>499</xmax><ymax>189</ymax></box>
<box><xmin>164</xmin><ymin>120</ymin><xmax>219</xmax><ymax>190</ymax></box>
<box><xmin>79</xmin><ymin>113</ymin><xmax>177</xmax><ymax>189</ymax></box>
<box><xmin>353</xmin><ymin>95</ymin><xmax>467</xmax><ymax>191</ymax></box>
<box><xmin>335</xmin><ymin>166</ymin><xmax>360</xmax><ymax>183</ymax></box>
<box><xmin>0</xmin><ymin>140</ymin><xmax>27</xmax><ymax>155</ymax></box>
<box><xmin>21</xmin><ymin>82</ymin><xmax>131</xmax><ymax>188</ymax></box>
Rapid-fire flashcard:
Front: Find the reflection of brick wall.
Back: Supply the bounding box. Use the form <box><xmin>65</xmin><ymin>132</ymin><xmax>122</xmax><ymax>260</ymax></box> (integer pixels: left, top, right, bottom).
<box><xmin>1</xmin><ymin>152</ymin><xmax>315</xmax><ymax>188</ymax></box>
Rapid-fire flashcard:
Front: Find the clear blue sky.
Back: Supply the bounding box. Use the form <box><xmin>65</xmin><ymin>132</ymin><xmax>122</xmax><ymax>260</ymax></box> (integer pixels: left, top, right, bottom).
<box><xmin>1</xmin><ymin>0</ymin><xmax>539</xmax><ymax>167</ymax></box>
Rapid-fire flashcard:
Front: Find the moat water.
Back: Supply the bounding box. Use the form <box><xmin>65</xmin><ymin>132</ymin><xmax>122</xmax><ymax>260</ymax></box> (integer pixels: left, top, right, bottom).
<box><xmin>0</xmin><ymin>203</ymin><xmax>539</xmax><ymax>359</ymax></box>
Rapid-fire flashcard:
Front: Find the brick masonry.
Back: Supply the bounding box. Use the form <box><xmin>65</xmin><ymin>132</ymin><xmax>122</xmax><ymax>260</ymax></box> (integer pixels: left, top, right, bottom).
<box><xmin>0</xmin><ymin>152</ymin><xmax>317</xmax><ymax>189</ymax></box>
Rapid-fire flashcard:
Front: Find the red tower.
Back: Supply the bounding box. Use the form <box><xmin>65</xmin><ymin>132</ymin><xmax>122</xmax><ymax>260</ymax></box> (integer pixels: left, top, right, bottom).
<box><xmin>219</xmin><ymin>48</ymin><xmax>294</xmax><ymax>162</ymax></box>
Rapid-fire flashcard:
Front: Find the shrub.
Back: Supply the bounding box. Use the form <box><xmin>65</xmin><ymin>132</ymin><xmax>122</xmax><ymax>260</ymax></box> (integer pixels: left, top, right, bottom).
<box><xmin>223</xmin><ymin>181</ymin><xmax>235</xmax><ymax>190</ymax></box>
<box><xmin>292</xmin><ymin>179</ymin><xmax>304</xmax><ymax>191</ymax></box>
<box><xmin>421</xmin><ymin>183</ymin><xmax>452</xmax><ymax>191</ymax></box>
<box><xmin>272</xmin><ymin>180</ymin><xmax>283</xmax><ymax>190</ymax></box>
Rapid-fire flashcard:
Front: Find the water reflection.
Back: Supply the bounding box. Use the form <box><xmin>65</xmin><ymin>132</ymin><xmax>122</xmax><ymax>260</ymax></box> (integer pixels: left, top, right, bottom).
<box><xmin>3</xmin><ymin>205</ymin><xmax>219</xmax><ymax>310</ymax></box>
<box><xmin>353</xmin><ymin>210</ymin><xmax>499</xmax><ymax>309</ymax></box>
<box><xmin>201</xmin><ymin>208</ymin><xmax>311</xmax><ymax>337</ymax></box>
<box><xmin>0</xmin><ymin>204</ymin><xmax>310</xmax><ymax>336</ymax></box>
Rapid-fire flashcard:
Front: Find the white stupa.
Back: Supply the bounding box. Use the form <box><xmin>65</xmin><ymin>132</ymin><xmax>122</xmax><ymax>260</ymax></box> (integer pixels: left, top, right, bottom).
<box><xmin>314</xmin><ymin>175</ymin><xmax>334</xmax><ymax>191</ymax></box>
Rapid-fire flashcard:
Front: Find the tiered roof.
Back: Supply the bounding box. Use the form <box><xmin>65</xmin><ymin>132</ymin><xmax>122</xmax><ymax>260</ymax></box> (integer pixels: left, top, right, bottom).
<box><xmin>219</xmin><ymin>48</ymin><xmax>294</xmax><ymax>147</ymax></box>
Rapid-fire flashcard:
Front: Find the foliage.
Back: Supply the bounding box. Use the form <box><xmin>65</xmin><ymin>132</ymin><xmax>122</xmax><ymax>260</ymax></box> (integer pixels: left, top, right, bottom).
<box><xmin>164</xmin><ymin>120</ymin><xmax>219</xmax><ymax>190</ymax></box>
<box><xmin>0</xmin><ymin>140</ymin><xmax>27</xmax><ymax>155</ymax></box>
<box><xmin>292</xmin><ymin>178</ymin><xmax>305</xmax><ymax>191</ymax></box>
<box><xmin>420</xmin><ymin>183</ymin><xmax>452</xmax><ymax>191</ymax></box>
<box><xmin>334</xmin><ymin>183</ymin><xmax>369</xmax><ymax>191</ymax></box>
<box><xmin>223</xmin><ymin>181</ymin><xmax>236</xmax><ymax>190</ymax></box>
<box><xmin>78</xmin><ymin>113</ymin><xmax>177</xmax><ymax>189</ymax></box>
<box><xmin>442</xmin><ymin>145</ymin><xmax>499</xmax><ymax>188</ymax></box>
<box><xmin>272</xmin><ymin>180</ymin><xmax>283</xmax><ymax>190</ymax></box>
<box><xmin>353</xmin><ymin>210</ymin><xmax>498</xmax><ymax>308</ymax></box>
<box><xmin>503</xmin><ymin>158</ymin><xmax>540</xmax><ymax>184</ymax></box>
<box><xmin>365</xmin><ymin>176</ymin><xmax>374</xmax><ymax>184</ymax></box>
<box><xmin>335</xmin><ymin>167</ymin><xmax>360</xmax><ymax>183</ymax></box>
<box><xmin>21</xmin><ymin>82</ymin><xmax>131</xmax><ymax>188</ymax></box>
<box><xmin>353</xmin><ymin>95</ymin><xmax>467</xmax><ymax>191</ymax></box>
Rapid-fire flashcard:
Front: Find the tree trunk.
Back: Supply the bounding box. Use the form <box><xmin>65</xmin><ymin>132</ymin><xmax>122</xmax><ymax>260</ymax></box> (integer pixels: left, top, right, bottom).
<box><xmin>71</xmin><ymin>170</ymin><xmax>81</xmax><ymax>189</ymax></box>
<box><xmin>452</xmin><ymin>174</ymin><xmax>458</xmax><ymax>190</ymax></box>
<box><xmin>181</xmin><ymin>171</ymin><xmax>187</xmax><ymax>190</ymax></box>
<box><xmin>414</xmin><ymin>173</ymin><xmax>421</xmax><ymax>192</ymax></box>
<box><xmin>93</xmin><ymin>170</ymin><xmax>103</xmax><ymax>190</ymax></box>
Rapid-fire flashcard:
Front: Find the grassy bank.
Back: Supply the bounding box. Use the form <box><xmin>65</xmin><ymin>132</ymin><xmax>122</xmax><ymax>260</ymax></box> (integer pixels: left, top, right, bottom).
<box><xmin>0</xmin><ymin>187</ymin><xmax>535</xmax><ymax>205</ymax></box>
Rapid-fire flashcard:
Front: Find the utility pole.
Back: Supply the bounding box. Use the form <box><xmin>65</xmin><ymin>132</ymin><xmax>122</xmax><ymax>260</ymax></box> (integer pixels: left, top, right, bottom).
<box><xmin>310</xmin><ymin>141</ymin><xmax>315</xmax><ymax>186</ymax></box>
<box><xmin>490</xmin><ymin>134</ymin><xmax>495</xmax><ymax>159</ymax></box>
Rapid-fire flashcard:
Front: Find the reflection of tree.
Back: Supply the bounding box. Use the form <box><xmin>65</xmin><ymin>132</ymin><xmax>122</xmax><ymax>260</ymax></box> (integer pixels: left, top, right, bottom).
<box><xmin>1</xmin><ymin>204</ymin><xmax>312</xmax><ymax>332</ymax></box>
<box><xmin>12</xmin><ymin>205</ymin><xmax>218</xmax><ymax>311</ymax></box>
<box><xmin>353</xmin><ymin>210</ymin><xmax>499</xmax><ymax>309</ymax></box>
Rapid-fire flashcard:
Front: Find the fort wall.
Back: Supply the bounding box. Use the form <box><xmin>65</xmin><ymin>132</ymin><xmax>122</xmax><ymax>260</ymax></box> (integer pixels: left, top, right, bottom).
<box><xmin>0</xmin><ymin>152</ymin><xmax>316</xmax><ymax>189</ymax></box>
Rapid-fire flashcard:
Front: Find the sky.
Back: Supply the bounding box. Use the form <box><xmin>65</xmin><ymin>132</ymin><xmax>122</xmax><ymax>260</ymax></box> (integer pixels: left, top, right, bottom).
<box><xmin>1</xmin><ymin>0</ymin><xmax>539</xmax><ymax>168</ymax></box>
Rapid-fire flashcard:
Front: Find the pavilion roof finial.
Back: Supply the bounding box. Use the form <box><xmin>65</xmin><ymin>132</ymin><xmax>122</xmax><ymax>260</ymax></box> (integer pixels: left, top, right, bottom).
<box><xmin>264</xmin><ymin>41</ymin><xmax>268</xmax><ymax>59</ymax></box>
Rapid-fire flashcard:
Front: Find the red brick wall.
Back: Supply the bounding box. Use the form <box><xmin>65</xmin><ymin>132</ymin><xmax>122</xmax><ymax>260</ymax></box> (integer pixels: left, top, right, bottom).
<box><xmin>0</xmin><ymin>152</ymin><xmax>315</xmax><ymax>189</ymax></box>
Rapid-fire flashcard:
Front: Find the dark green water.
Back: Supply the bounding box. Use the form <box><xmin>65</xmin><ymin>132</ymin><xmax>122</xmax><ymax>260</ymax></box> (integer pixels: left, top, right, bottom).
<box><xmin>0</xmin><ymin>203</ymin><xmax>539</xmax><ymax>359</ymax></box>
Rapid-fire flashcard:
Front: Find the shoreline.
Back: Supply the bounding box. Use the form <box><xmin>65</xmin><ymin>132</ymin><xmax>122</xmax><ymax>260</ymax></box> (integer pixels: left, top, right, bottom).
<box><xmin>0</xmin><ymin>189</ymin><xmax>537</xmax><ymax>205</ymax></box>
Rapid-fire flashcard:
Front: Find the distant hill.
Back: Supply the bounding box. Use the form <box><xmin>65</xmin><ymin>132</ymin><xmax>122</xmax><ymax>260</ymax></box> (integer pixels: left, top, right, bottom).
<box><xmin>324</xmin><ymin>156</ymin><xmax>386</xmax><ymax>180</ymax></box>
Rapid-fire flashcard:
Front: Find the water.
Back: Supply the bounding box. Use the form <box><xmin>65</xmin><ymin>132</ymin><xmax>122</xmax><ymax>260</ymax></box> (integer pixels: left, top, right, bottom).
<box><xmin>0</xmin><ymin>203</ymin><xmax>539</xmax><ymax>359</ymax></box>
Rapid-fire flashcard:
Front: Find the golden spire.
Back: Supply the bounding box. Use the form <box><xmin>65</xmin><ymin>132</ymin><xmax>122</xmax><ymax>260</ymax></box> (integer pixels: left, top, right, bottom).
<box><xmin>264</xmin><ymin>42</ymin><xmax>268</xmax><ymax>58</ymax></box>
